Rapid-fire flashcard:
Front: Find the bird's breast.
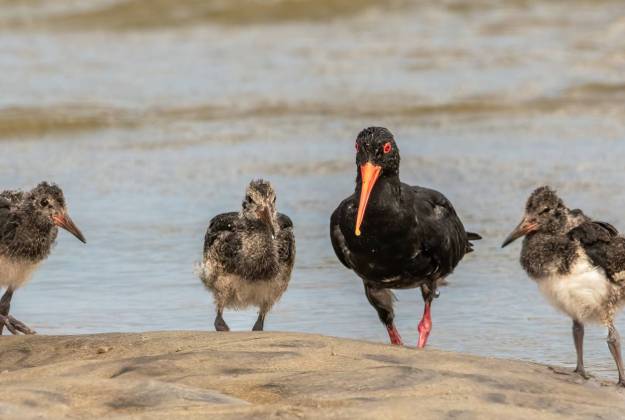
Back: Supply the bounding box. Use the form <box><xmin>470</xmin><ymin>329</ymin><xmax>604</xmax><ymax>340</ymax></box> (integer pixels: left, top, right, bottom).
<box><xmin>347</xmin><ymin>230</ymin><xmax>420</xmax><ymax>281</ymax></box>
<box><xmin>238</xmin><ymin>232</ymin><xmax>280</xmax><ymax>280</ymax></box>
<box><xmin>0</xmin><ymin>255</ymin><xmax>41</xmax><ymax>289</ymax></box>
<box><xmin>345</xmin><ymin>198</ymin><xmax>412</xmax><ymax>240</ymax></box>
<box><xmin>520</xmin><ymin>234</ymin><xmax>576</xmax><ymax>279</ymax></box>
<box><xmin>340</xmin><ymin>193</ymin><xmax>418</xmax><ymax>280</ymax></box>
<box><xmin>536</xmin><ymin>254</ymin><xmax>613</xmax><ymax>323</ymax></box>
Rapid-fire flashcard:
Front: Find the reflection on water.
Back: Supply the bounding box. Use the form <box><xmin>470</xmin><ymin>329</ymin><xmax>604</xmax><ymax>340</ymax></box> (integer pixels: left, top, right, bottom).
<box><xmin>1</xmin><ymin>0</ymin><xmax>625</xmax><ymax>381</ymax></box>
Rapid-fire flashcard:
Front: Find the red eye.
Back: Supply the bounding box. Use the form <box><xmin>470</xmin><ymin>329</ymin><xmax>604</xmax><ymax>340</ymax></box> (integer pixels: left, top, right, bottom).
<box><xmin>355</xmin><ymin>142</ymin><xmax>360</xmax><ymax>152</ymax></box>
<box><xmin>383</xmin><ymin>142</ymin><xmax>392</xmax><ymax>154</ymax></box>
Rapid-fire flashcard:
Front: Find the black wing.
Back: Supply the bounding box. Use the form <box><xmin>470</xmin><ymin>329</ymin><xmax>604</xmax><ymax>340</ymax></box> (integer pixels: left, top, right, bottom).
<box><xmin>593</xmin><ymin>221</ymin><xmax>618</xmax><ymax>236</ymax></box>
<box><xmin>277</xmin><ymin>213</ymin><xmax>293</xmax><ymax>231</ymax></box>
<box><xmin>569</xmin><ymin>221</ymin><xmax>625</xmax><ymax>283</ymax></box>
<box><xmin>0</xmin><ymin>196</ymin><xmax>18</xmax><ymax>244</ymax></box>
<box><xmin>330</xmin><ymin>197</ymin><xmax>356</xmax><ymax>270</ymax></box>
<box><xmin>277</xmin><ymin>212</ymin><xmax>295</xmax><ymax>263</ymax></box>
<box><xmin>0</xmin><ymin>196</ymin><xmax>9</xmax><ymax>213</ymax></box>
<box><xmin>0</xmin><ymin>196</ymin><xmax>10</xmax><ymax>233</ymax></box>
<box><xmin>405</xmin><ymin>186</ymin><xmax>473</xmax><ymax>279</ymax></box>
<box><xmin>203</xmin><ymin>212</ymin><xmax>238</xmax><ymax>256</ymax></box>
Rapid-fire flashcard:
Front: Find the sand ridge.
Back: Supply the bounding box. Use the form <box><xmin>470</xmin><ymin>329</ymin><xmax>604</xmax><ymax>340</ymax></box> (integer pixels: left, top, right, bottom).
<box><xmin>0</xmin><ymin>331</ymin><xmax>623</xmax><ymax>419</ymax></box>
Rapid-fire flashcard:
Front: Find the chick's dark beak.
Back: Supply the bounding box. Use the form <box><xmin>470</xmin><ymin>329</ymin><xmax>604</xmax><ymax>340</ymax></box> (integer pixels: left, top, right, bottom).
<box><xmin>501</xmin><ymin>216</ymin><xmax>537</xmax><ymax>248</ymax></box>
<box><xmin>53</xmin><ymin>212</ymin><xmax>86</xmax><ymax>244</ymax></box>
<box><xmin>259</xmin><ymin>206</ymin><xmax>275</xmax><ymax>238</ymax></box>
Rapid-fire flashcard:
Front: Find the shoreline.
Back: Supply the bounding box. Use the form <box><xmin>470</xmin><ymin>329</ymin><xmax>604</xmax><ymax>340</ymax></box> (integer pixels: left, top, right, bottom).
<box><xmin>0</xmin><ymin>331</ymin><xmax>624</xmax><ymax>419</ymax></box>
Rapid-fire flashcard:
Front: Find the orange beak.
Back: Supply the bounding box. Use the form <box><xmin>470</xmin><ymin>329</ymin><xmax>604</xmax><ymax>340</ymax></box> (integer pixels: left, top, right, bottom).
<box><xmin>52</xmin><ymin>212</ymin><xmax>87</xmax><ymax>244</ymax></box>
<box><xmin>355</xmin><ymin>162</ymin><xmax>382</xmax><ymax>236</ymax></box>
<box><xmin>501</xmin><ymin>216</ymin><xmax>537</xmax><ymax>248</ymax></box>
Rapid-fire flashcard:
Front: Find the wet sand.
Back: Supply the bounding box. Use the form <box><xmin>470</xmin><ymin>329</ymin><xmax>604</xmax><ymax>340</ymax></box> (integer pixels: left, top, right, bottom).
<box><xmin>0</xmin><ymin>332</ymin><xmax>623</xmax><ymax>419</ymax></box>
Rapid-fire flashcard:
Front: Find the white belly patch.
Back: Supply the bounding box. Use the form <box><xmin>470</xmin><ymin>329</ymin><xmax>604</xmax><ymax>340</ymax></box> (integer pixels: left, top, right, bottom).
<box><xmin>0</xmin><ymin>256</ymin><xmax>40</xmax><ymax>290</ymax></box>
<box><xmin>537</xmin><ymin>257</ymin><xmax>612</xmax><ymax>323</ymax></box>
<box><xmin>198</xmin><ymin>261</ymin><xmax>290</xmax><ymax>310</ymax></box>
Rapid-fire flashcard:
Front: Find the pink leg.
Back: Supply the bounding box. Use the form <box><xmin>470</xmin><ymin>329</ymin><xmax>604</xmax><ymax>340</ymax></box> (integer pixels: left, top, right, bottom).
<box><xmin>386</xmin><ymin>323</ymin><xmax>403</xmax><ymax>346</ymax></box>
<box><xmin>417</xmin><ymin>301</ymin><xmax>432</xmax><ymax>348</ymax></box>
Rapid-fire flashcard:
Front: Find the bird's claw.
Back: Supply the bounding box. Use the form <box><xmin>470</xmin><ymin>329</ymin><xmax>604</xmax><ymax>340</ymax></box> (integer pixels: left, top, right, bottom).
<box><xmin>574</xmin><ymin>367</ymin><xmax>591</xmax><ymax>380</ymax></box>
<box><xmin>549</xmin><ymin>366</ymin><xmax>593</xmax><ymax>380</ymax></box>
<box><xmin>214</xmin><ymin>316</ymin><xmax>230</xmax><ymax>332</ymax></box>
<box><xmin>0</xmin><ymin>314</ymin><xmax>36</xmax><ymax>335</ymax></box>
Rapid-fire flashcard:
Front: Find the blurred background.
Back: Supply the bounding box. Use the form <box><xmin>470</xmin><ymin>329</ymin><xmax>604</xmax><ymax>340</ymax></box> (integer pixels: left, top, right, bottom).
<box><xmin>1</xmin><ymin>0</ymin><xmax>625</xmax><ymax>380</ymax></box>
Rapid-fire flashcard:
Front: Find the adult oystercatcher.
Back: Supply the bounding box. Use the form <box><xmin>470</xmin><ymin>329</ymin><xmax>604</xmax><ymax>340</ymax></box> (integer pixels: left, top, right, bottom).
<box><xmin>502</xmin><ymin>186</ymin><xmax>625</xmax><ymax>387</ymax></box>
<box><xmin>199</xmin><ymin>179</ymin><xmax>295</xmax><ymax>332</ymax></box>
<box><xmin>0</xmin><ymin>182</ymin><xmax>86</xmax><ymax>335</ymax></box>
<box><xmin>330</xmin><ymin>127</ymin><xmax>480</xmax><ymax>348</ymax></box>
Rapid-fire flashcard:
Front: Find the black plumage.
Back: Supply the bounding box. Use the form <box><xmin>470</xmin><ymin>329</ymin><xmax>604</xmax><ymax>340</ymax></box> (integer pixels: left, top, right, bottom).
<box><xmin>502</xmin><ymin>186</ymin><xmax>625</xmax><ymax>387</ymax></box>
<box><xmin>199</xmin><ymin>180</ymin><xmax>295</xmax><ymax>332</ymax></box>
<box><xmin>330</xmin><ymin>127</ymin><xmax>480</xmax><ymax>348</ymax></box>
<box><xmin>0</xmin><ymin>182</ymin><xmax>86</xmax><ymax>335</ymax></box>
<box><xmin>569</xmin><ymin>222</ymin><xmax>625</xmax><ymax>283</ymax></box>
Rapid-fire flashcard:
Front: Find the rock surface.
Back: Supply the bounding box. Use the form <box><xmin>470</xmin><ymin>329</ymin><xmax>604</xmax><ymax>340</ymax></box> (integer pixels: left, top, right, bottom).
<box><xmin>0</xmin><ymin>331</ymin><xmax>623</xmax><ymax>419</ymax></box>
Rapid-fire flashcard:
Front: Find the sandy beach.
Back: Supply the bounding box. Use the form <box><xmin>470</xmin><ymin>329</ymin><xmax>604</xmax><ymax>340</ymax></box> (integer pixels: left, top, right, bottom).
<box><xmin>2</xmin><ymin>2</ymin><xmax>625</xmax><ymax>419</ymax></box>
<box><xmin>0</xmin><ymin>331</ymin><xmax>623</xmax><ymax>419</ymax></box>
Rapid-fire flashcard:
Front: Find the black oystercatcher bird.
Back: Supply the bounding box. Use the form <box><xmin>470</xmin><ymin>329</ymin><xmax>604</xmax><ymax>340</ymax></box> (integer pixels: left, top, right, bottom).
<box><xmin>330</xmin><ymin>127</ymin><xmax>480</xmax><ymax>348</ymax></box>
<box><xmin>502</xmin><ymin>186</ymin><xmax>625</xmax><ymax>386</ymax></box>
<box><xmin>199</xmin><ymin>179</ymin><xmax>295</xmax><ymax>332</ymax></box>
<box><xmin>0</xmin><ymin>182</ymin><xmax>86</xmax><ymax>335</ymax></box>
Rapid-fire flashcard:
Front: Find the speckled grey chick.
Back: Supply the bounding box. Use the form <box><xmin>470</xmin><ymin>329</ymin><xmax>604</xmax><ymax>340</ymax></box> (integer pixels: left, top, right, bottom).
<box><xmin>502</xmin><ymin>186</ymin><xmax>625</xmax><ymax>387</ymax></box>
<box><xmin>199</xmin><ymin>180</ymin><xmax>295</xmax><ymax>332</ymax></box>
<box><xmin>0</xmin><ymin>182</ymin><xmax>86</xmax><ymax>335</ymax></box>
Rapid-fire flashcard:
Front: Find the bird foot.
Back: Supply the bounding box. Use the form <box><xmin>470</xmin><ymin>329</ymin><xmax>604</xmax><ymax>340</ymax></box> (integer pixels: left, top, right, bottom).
<box><xmin>214</xmin><ymin>317</ymin><xmax>230</xmax><ymax>332</ymax></box>
<box><xmin>617</xmin><ymin>379</ymin><xmax>625</xmax><ymax>388</ymax></box>
<box><xmin>574</xmin><ymin>367</ymin><xmax>591</xmax><ymax>380</ymax></box>
<box><xmin>549</xmin><ymin>366</ymin><xmax>592</xmax><ymax>380</ymax></box>
<box><xmin>0</xmin><ymin>314</ymin><xmax>36</xmax><ymax>335</ymax></box>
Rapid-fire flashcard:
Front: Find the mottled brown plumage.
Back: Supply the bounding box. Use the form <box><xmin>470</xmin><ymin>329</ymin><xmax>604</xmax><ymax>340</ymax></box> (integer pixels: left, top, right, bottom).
<box><xmin>0</xmin><ymin>182</ymin><xmax>86</xmax><ymax>335</ymax></box>
<box><xmin>199</xmin><ymin>180</ymin><xmax>295</xmax><ymax>332</ymax></box>
<box><xmin>503</xmin><ymin>186</ymin><xmax>625</xmax><ymax>386</ymax></box>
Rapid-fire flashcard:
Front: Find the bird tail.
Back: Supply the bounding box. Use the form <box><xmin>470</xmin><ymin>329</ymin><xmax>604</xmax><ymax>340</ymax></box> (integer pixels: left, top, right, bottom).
<box><xmin>465</xmin><ymin>231</ymin><xmax>482</xmax><ymax>253</ymax></box>
<box><xmin>466</xmin><ymin>232</ymin><xmax>482</xmax><ymax>241</ymax></box>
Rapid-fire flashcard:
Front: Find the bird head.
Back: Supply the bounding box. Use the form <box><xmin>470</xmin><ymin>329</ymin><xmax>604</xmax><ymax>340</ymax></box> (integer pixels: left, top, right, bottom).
<box><xmin>241</xmin><ymin>179</ymin><xmax>277</xmax><ymax>238</ymax></box>
<box><xmin>29</xmin><ymin>182</ymin><xmax>86</xmax><ymax>244</ymax></box>
<box><xmin>502</xmin><ymin>186</ymin><xmax>567</xmax><ymax>248</ymax></box>
<box><xmin>353</xmin><ymin>126</ymin><xmax>400</xmax><ymax>236</ymax></box>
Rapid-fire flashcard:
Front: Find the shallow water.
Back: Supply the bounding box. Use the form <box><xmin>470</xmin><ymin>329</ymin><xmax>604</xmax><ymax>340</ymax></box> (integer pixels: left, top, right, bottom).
<box><xmin>1</xmin><ymin>0</ymin><xmax>625</xmax><ymax>381</ymax></box>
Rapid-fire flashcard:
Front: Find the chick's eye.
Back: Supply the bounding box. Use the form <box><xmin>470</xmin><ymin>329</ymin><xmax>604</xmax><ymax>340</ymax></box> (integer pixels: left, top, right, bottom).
<box><xmin>40</xmin><ymin>199</ymin><xmax>49</xmax><ymax>207</ymax></box>
<box><xmin>383</xmin><ymin>142</ymin><xmax>392</xmax><ymax>154</ymax></box>
<box><xmin>539</xmin><ymin>207</ymin><xmax>550</xmax><ymax>215</ymax></box>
